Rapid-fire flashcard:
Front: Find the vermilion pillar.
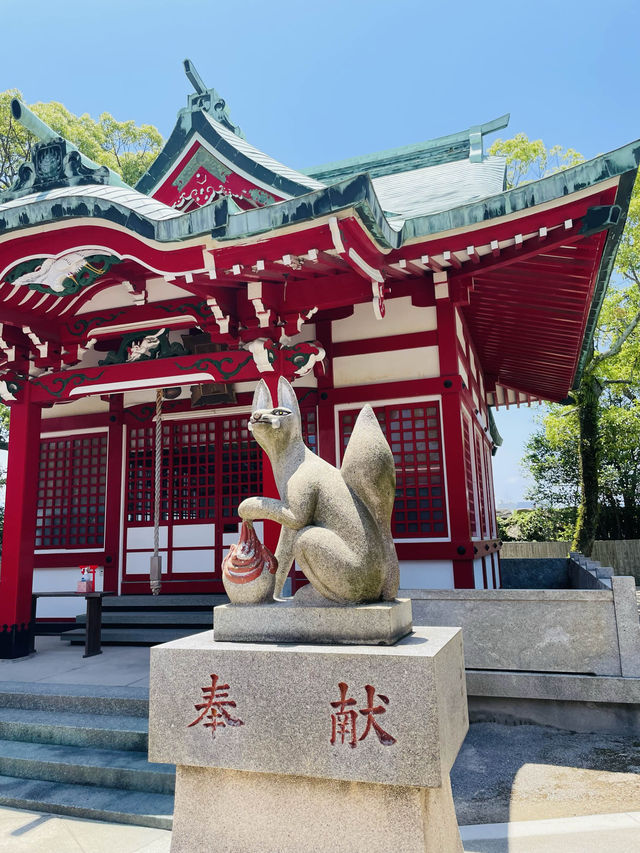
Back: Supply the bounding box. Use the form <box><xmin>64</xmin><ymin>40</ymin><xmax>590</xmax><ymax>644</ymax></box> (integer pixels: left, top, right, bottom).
<box><xmin>103</xmin><ymin>395</ymin><xmax>124</xmax><ymax>593</ymax></box>
<box><xmin>436</xmin><ymin>286</ymin><xmax>475</xmax><ymax>588</ymax></box>
<box><xmin>0</xmin><ymin>387</ymin><xmax>42</xmax><ymax>658</ymax></box>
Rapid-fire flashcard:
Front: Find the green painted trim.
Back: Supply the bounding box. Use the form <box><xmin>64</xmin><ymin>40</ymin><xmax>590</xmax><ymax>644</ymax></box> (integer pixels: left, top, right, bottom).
<box><xmin>1</xmin><ymin>141</ymin><xmax>639</xmax><ymax>258</ymax></box>
<box><xmin>488</xmin><ymin>407</ymin><xmax>503</xmax><ymax>455</ymax></box>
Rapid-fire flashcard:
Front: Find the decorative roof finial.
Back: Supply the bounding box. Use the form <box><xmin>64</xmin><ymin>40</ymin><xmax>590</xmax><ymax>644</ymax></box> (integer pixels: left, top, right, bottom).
<box><xmin>183</xmin><ymin>59</ymin><xmax>244</xmax><ymax>139</ymax></box>
<box><xmin>0</xmin><ymin>99</ymin><xmax>128</xmax><ymax>202</ymax></box>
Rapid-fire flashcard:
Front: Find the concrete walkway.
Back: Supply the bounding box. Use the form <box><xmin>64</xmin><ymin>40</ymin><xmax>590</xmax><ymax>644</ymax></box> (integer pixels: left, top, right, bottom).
<box><xmin>0</xmin><ymin>806</ymin><xmax>170</xmax><ymax>852</ymax></box>
<box><xmin>0</xmin><ymin>805</ymin><xmax>638</xmax><ymax>852</ymax></box>
<box><xmin>461</xmin><ymin>811</ymin><xmax>640</xmax><ymax>852</ymax></box>
<box><xmin>0</xmin><ymin>636</ymin><xmax>150</xmax><ymax>688</ymax></box>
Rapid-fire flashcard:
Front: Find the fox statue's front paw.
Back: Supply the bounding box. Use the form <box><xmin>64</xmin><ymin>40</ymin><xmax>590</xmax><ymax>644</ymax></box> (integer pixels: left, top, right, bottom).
<box><xmin>238</xmin><ymin>496</ymin><xmax>261</xmax><ymax>521</ymax></box>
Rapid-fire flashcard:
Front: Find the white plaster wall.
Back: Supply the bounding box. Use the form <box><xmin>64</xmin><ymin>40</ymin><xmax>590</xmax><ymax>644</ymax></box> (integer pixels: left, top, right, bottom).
<box><xmin>333</xmin><ymin>346</ymin><xmax>439</xmax><ymax>388</ymax></box>
<box><xmin>127</xmin><ymin>526</ymin><xmax>169</xmax><ymax>550</ymax></box>
<box><xmin>399</xmin><ymin>560</ymin><xmax>454</xmax><ymax>590</ymax></box>
<box><xmin>473</xmin><ymin>558</ymin><xmax>485</xmax><ymax>589</ymax></box>
<box><xmin>486</xmin><ymin>558</ymin><xmax>495</xmax><ymax>589</ymax></box>
<box><xmin>77</xmin><ymin>279</ymin><xmax>191</xmax><ymax>314</ymax></box>
<box><xmin>172</xmin><ymin>550</ymin><xmax>215</xmax><ymax>573</ymax></box>
<box><xmin>172</xmin><ymin>524</ymin><xmax>214</xmax><ymax>548</ymax></box>
<box><xmin>331</xmin><ymin>297</ymin><xmax>436</xmax><ymax>342</ymax></box>
<box><xmin>42</xmin><ymin>397</ymin><xmax>109</xmax><ymax>419</ymax></box>
<box><xmin>455</xmin><ymin>309</ymin><xmax>465</xmax><ymax>348</ymax></box>
<box><xmin>125</xmin><ymin>551</ymin><xmax>163</xmax><ymax>574</ymax></box>
<box><xmin>457</xmin><ymin>357</ymin><xmax>469</xmax><ymax>389</ymax></box>
<box><xmin>33</xmin><ymin>566</ymin><xmax>104</xmax><ymax>618</ymax></box>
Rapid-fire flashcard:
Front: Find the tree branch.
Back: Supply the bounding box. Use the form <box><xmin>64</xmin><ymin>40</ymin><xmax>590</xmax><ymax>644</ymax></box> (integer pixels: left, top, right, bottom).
<box><xmin>593</xmin><ymin>305</ymin><xmax>640</xmax><ymax>366</ymax></box>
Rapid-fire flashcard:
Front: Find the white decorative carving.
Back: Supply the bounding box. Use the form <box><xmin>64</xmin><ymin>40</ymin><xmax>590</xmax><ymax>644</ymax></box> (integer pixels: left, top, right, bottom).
<box><xmin>127</xmin><ymin>328</ymin><xmax>166</xmax><ymax>362</ymax></box>
<box><xmin>0</xmin><ymin>380</ymin><xmax>17</xmax><ymax>401</ymax></box>
<box><xmin>11</xmin><ymin>252</ymin><xmax>89</xmax><ymax>292</ymax></box>
<box><xmin>243</xmin><ymin>338</ymin><xmax>275</xmax><ymax>373</ymax></box>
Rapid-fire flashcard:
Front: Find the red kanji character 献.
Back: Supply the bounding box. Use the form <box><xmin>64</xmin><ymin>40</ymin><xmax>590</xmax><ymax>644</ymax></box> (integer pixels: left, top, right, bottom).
<box><xmin>358</xmin><ymin>684</ymin><xmax>396</xmax><ymax>745</ymax></box>
<box><xmin>330</xmin><ymin>681</ymin><xmax>358</xmax><ymax>748</ymax></box>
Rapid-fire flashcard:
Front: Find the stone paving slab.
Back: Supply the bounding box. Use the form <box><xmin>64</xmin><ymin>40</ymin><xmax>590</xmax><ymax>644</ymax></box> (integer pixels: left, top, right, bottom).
<box><xmin>452</xmin><ymin>721</ymin><xmax>640</xmax><ymax>825</ymax></box>
<box><xmin>0</xmin><ymin>805</ymin><xmax>171</xmax><ymax>852</ymax></box>
<box><xmin>0</xmin><ymin>637</ymin><xmax>150</xmax><ymax>688</ymax></box>
<box><xmin>461</xmin><ymin>811</ymin><xmax>640</xmax><ymax>852</ymax></box>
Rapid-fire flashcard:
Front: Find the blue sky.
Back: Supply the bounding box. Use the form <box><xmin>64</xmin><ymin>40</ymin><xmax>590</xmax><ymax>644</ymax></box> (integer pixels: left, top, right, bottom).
<box><xmin>2</xmin><ymin>0</ymin><xmax>638</xmax><ymax>504</ymax></box>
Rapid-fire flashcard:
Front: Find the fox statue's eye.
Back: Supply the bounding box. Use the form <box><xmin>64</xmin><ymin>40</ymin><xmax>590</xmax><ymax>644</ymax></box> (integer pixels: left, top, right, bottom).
<box><xmin>272</xmin><ymin>408</ymin><xmax>290</xmax><ymax>416</ymax></box>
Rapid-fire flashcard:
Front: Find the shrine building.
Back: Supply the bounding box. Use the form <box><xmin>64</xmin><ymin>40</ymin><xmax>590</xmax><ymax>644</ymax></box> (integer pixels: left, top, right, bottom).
<box><xmin>0</xmin><ymin>61</ymin><xmax>638</xmax><ymax>656</ymax></box>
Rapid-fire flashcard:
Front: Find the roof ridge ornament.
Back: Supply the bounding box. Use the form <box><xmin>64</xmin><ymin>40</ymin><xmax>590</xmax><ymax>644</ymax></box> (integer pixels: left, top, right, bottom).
<box><xmin>183</xmin><ymin>59</ymin><xmax>244</xmax><ymax>139</ymax></box>
<box><xmin>0</xmin><ymin>98</ymin><xmax>130</xmax><ymax>202</ymax></box>
<box><xmin>0</xmin><ymin>100</ymin><xmax>129</xmax><ymax>202</ymax></box>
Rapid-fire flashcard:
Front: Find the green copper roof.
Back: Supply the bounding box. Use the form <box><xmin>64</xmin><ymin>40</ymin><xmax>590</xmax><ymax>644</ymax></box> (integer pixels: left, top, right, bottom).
<box><xmin>1</xmin><ymin>140</ymin><xmax>638</xmax><ymax>253</ymax></box>
<box><xmin>301</xmin><ymin>114</ymin><xmax>510</xmax><ymax>183</ymax></box>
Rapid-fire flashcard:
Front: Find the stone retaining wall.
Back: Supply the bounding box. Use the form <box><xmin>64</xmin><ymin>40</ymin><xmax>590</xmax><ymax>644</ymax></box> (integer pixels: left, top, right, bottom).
<box><xmin>404</xmin><ymin>578</ymin><xmax>640</xmax><ymax>678</ymax></box>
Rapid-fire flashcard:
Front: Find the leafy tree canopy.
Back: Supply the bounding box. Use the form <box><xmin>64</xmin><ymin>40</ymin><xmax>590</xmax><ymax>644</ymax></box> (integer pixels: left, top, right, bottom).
<box><xmin>489</xmin><ymin>133</ymin><xmax>584</xmax><ymax>189</ymax></box>
<box><xmin>0</xmin><ymin>88</ymin><xmax>163</xmax><ymax>189</ymax></box>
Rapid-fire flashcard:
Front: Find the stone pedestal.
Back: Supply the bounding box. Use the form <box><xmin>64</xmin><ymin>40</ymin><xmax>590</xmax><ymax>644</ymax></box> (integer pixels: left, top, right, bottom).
<box><xmin>149</xmin><ymin>626</ymin><xmax>468</xmax><ymax>852</ymax></box>
<box><xmin>213</xmin><ymin>598</ymin><xmax>413</xmax><ymax>645</ymax></box>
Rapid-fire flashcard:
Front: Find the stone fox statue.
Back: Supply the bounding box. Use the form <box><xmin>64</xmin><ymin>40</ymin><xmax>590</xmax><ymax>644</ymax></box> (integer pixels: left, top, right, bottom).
<box><xmin>238</xmin><ymin>376</ymin><xmax>399</xmax><ymax>604</ymax></box>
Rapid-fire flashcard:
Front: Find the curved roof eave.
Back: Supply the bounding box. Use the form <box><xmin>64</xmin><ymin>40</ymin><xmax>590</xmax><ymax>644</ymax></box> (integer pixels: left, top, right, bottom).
<box><xmin>0</xmin><ymin>140</ymin><xmax>638</xmax><ymax>253</ymax></box>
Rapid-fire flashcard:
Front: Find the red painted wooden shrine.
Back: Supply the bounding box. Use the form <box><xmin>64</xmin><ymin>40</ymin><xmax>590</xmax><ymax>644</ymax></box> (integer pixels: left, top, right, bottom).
<box><xmin>0</xmin><ymin>62</ymin><xmax>638</xmax><ymax>656</ymax></box>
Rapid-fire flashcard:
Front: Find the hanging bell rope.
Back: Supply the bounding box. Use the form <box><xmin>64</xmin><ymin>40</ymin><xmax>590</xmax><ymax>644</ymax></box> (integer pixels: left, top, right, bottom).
<box><xmin>150</xmin><ymin>388</ymin><xmax>163</xmax><ymax>595</ymax></box>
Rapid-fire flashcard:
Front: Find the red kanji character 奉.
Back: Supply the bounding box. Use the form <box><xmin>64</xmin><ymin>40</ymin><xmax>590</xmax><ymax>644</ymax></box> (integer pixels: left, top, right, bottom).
<box><xmin>188</xmin><ymin>673</ymin><xmax>244</xmax><ymax>737</ymax></box>
<box><xmin>358</xmin><ymin>684</ymin><xmax>396</xmax><ymax>746</ymax></box>
<box><xmin>330</xmin><ymin>681</ymin><xmax>358</xmax><ymax>748</ymax></box>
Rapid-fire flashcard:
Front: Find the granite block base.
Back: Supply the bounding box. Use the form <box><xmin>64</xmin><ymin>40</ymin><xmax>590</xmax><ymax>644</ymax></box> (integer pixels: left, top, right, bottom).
<box><xmin>213</xmin><ymin>598</ymin><xmax>413</xmax><ymax>645</ymax></box>
<box><xmin>149</xmin><ymin>627</ymin><xmax>468</xmax><ymax>851</ymax></box>
<box><xmin>169</xmin><ymin>764</ymin><xmax>463</xmax><ymax>853</ymax></box>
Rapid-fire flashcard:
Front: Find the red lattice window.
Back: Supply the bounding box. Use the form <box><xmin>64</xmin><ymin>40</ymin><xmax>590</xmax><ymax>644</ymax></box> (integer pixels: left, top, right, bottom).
<box><xmin>474</xmin><ymin>430</ymin><xmax>488</xmax><ymax>538</ymax></box>
<box><xmin>126</xmin><ymin>426</ymin><xmax>155</xmax><ymax>523</ymax></box>
<box><xmin>126</xmin><ymin>406</ymin><xmax>318</xmax><ymax>530</ymax></box>
<box><xmin>301</xmin><ymin>407</ymin><xmax>317</xmax><ymax>453</ymax></box>
<box><xmin>339</xmin><ymin>401</ymin><xmax>447</xmax><ymax>538</ymax></box>
<box><xmin>463</xmin><ymin>420</ymin><xmax>478</xmax><ymax>538</ymax></box>
<box><xmin>172</xmin><ymin>421</ymin><xmax>216</xmax><ymax>521</ymax></box>
<box><xmin>36</xmin><ymin>434</ymin><xmax>107</xmax><ymax>549</ymax></box>
<box><xmin>220</xmin><ymin>415</ymin><xmax>262</xmax><ymax>527</ymax></box>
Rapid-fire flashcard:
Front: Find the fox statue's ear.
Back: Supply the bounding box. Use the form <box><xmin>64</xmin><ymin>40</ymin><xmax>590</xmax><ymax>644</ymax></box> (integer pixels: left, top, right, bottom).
<box><xmin>277</xmin><ymin>376</ymin><xmax>300</xmax><ymax>417</ymax></box>
<box><xmin>252</xmin><ymin>379</ymin><xmax>273</xmax><ymax>412</ymax></box>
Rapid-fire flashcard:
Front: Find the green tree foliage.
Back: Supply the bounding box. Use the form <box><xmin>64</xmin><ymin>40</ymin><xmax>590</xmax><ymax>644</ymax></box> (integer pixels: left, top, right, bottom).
<box><xmin>523</xmin><ymin>398</ymin><xmax>640</xmax><ymax>540</ymax></box>
<box><xmin>489</xmin><ymin>132</ymin><xmax>584</xmax><ymax>188</ymax></box>
<box><xmin>497</xmin><ymin>507</ymin><xmax>576</xmax><ymax>543</ymax></box>
<box><xmin>489</xmin><ymin>134</ymin><xmax>640</xmax><ymax>553</ymax></box>
<box><xmin>0</xmin><ymin>404</ymin><xmax>8</xmax><ymax>450</ymax></box>
<box><xmin>0</xmin><ymin>89</ymin><xmax>163</xmax><ymax>189</ymax></box>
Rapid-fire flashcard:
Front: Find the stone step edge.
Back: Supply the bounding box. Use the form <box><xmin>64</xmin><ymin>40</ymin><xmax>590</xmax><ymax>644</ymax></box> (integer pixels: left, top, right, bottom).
<box><xmin>0</xmin><ymin>776</ymin><xmax>173</xmax><ymax>830</ymax></box>
<box><xmin>0</xmin><ymin>707</ymin><xmax>148</xmax><ymax>731</ymax></box>
<box><xmin>0</xmin><ymin>682</ymin><xmax>149</xmax><ymax>718</ymax></box>
<box><xmin>0</xmin><ymin>737</ymin><xmax>174</xmax><ymax>775</ymax></box>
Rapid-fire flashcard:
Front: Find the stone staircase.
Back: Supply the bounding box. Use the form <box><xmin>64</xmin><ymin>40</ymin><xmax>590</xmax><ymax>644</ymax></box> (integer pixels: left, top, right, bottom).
<box><xmin>0</xmin><ymin>681</ymin><xmax>174</xmax><ymax>828</ymax></box>
<box><xmin>61</xmin><ymin>594</ymin><xmax>228</xmax><ymax>647</ymax></box>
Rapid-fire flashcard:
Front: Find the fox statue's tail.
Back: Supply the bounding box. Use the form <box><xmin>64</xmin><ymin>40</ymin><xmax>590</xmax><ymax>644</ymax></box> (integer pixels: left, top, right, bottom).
<box><xmin>340</xmin><ymin>405</ymin><xmax>399</xmax><ymax>600</ymax></box>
